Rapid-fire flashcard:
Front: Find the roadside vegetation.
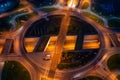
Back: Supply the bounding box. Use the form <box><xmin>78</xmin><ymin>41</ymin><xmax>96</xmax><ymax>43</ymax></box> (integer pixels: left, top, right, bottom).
<box><xmin>1</xmin><ymin>61</ymin><xmax>31</xmax><ymax>80</ymax></box>
<box><xmin>25</xmin><ymin>15</ymin><xmax>63</xmax><ymax>37</ymax></box>
<box><xmin>0</xmin><ymin>10</ymin><xmax>27</xmax><ymax>32</ymax></box>
<box><xmin>16</xmin><ymin>12</ymin><xmax>36</xmax><ymax>29</ymax></box>
<box><xmin>108</xmin><ymin>18</ymin><xmax>120</xmax><ymax>29</ymax></box>
<box><xmin>78</xmin><ymin>76</ymin><xmax>103</xmax><ymax>80</ymax></box>
<box><xmin>58</xmin><ymin>49</ymin><xmax>97</xmax><ymax>69</ymax></box>
<box><xmin>82</xmin><ymin>12</ymin><xmax>104</xmax><ymax>26</ymax></box>
<box><xmin>81</xmin><ymin>2</ymin><xmax>89</xmax><ymax>9</ymax></box>
<box><xmin>107</xmin><ymin>54</ymin><xmax>120</xmax><ymax>71</ymax></box>
<box><xmin>117</xmin><ymin>75</ymin><xmax>120</xmax><ymax>80</ymax></box>
<box><xmin>40</xmin><ymin>7</ymin><xmax>58</xmax><ymax>12</ymax></box>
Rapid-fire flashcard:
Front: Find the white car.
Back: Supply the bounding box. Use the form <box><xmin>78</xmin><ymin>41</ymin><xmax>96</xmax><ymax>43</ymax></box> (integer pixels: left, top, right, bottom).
<box><xmin>43</xmin><ymin>54</ymin><xmax>51</xmax><ymax>61</ymax></box>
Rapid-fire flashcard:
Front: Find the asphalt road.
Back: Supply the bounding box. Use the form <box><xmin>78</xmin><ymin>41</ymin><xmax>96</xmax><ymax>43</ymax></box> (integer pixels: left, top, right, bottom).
<box><xmin>48</xmin><ymin>13</ymin><xmax>70</xmax><ymax>78</ymax></box>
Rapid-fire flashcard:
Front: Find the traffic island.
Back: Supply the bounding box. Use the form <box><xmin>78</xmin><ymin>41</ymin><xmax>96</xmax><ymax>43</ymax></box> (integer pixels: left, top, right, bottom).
<box><xmin>58</xmin><ymin>49</ymin><xmax>98</xmax><ymax>69</ymax></box>
<box><xmin>0</xmin><ymin>10</ymin><xmax>30</xmax><ymax>33</ymax></box>
<box><xmin>107</xmin><ymin>54</ymin><xmax>120</xmax><ymax>80</ymax></box>
<box><xmin>117</xmin><ymin>75</ymin><xmax>120</xmax><ymax>80</ymax></box>
<box><xmin>20</xmin><ymin>11</ymin><xmax>103</xmax><ymax>80</ymax></box>
<box><xmin>108</xmin><ymin>18</ymin><xmax>120</xmax><ymax>32</ymax></box>
<box><xmin>1</xmin><ymin>61</ymin><xmax>31</xmax><ymax>80</ymax></box>
<box><xmin>107</xmin><ymin>54</ymin><xmax>120</xmax><ymax>71</ymax></box>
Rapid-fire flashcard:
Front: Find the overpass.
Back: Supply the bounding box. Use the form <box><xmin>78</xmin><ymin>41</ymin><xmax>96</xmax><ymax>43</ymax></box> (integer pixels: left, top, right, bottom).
<box><xmin>24</xmin><ymin>35</ymin><xmax>100</xmax><ymax>53</ymax></box>
<box><xmin>0</xmin><ymin>39</ymin><xmax>5</xmax><ymax>54</ymax></box>
<box><xmin>108</xmin><ymin>33</ymin><xmax>120</xmax><ymax>47</ymax></box>
<box><xmin>1</xmin><ymin>39</ymin><xmax>13</xmax><ymax>55</ymax></box>
<box><xmin>33</xmin><ymin>36</ymin><xmax>50</xmax><ymax>52</ymax></box>
<box><xmin>0</xmin><ymin>62</ymin><xmax>4</xmax><ymax>80</ymax></box>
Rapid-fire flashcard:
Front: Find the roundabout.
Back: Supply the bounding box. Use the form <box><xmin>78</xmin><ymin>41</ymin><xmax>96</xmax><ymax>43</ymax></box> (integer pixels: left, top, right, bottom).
<box><xmin>0</xmin><ymin>0</ymin><xmax>120</xmax><ymax>80</ymax></box>
<box><xmin>19</xmin><ymin>10</ymin><xmax>106</xmax><ymax>79</ymax></box>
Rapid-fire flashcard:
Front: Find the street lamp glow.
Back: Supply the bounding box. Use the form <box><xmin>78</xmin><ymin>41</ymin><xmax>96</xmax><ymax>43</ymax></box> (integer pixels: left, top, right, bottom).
<box><xmin>67</xmin><ymin>0</ymin><xmax>73</xmax><ymax>7</ymax></box>
<box><xmin>67</xmin><ymin>0</ymin><xmax>78</xmax><ymax>8</ymax></box>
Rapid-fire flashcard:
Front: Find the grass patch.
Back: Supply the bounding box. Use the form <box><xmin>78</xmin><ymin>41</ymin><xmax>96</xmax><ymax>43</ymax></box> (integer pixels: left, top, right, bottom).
<box><xmin>40</xmin><ymin>8</ymin><xmax>58</xmax><ymax>12</ymax></box>
<box><xmin>16</xmin><ymin>13</ymin><xmax>36</xmax><ymax>29</ymax></box>
<box><xmin>81</xmin><ymin>2</ymin><xmax>89</xmax><ymax>9</ymax></box>
<box><xmin>79</xmin><ymin>76</ymin><xmax>103</xmax><ymax>80</ymax></box>
<box><xmin>58</xmin><ymin>62</ymin><xmax>81</xmax><ymax>69</ymax></box>
<box><xmin>25</xmin><ymin>15</ymin><xmax>63</xmax><ymax>37</ymax></box>
<box><xmin>117</xmin><ymin>75</ymin><xmax>120</xmax><ymax>80</ymax></box>
<box><xmin>108</xmin><ymin>18</ymin><xmax>120</xmax><ymax>28</ymax></box>
<box><xmin>0</xmin><ymin>10</ymin><xmax>27</xmax><ymax>32</ymax></box>
<box><xmin>107</xmin><ymin>54</ymin><xmax>120</xmax><ymax>71</ymax></box>
<box><xmin>58</xmin><ymin>49</ymin><xmax>97</xmax><ymax>69</ymax></box>
<box><xmin>82</xmin><ymin>12</ymin><xmax>104</xmax><ymax>26</ymax></box>
<box><xmin>1</xmin><ymin>61</ymin><xmax>31</xmax><ymax>80</ymax></box>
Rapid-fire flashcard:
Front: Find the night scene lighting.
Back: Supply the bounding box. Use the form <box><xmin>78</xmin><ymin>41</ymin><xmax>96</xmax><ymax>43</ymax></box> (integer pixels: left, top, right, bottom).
<box><xmin>0</xmin><ymin>0</ymin><xmax>120</xmax><ymax>80</ymax></box>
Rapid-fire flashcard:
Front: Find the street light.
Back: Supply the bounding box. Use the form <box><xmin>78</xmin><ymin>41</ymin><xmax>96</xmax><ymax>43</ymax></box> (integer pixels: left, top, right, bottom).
<box><xmin>67</xmin><ymin>0</ymin><xmax>78</xmax><ymax>8</ymax></box>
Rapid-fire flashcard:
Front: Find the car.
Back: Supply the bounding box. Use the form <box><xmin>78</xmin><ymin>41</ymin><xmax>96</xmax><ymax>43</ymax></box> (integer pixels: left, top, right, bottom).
<box><xmin>43</xmin><ymin>53</ymin><xmax>51</xmax><ymax>61</ymax></box>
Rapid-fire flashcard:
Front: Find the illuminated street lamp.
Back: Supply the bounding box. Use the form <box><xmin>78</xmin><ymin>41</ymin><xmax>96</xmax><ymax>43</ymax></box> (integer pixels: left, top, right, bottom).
<box><xmin>67</xmin><ymin>0</ymin><xmax>79</xmax><ymax>8</ymax></box>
